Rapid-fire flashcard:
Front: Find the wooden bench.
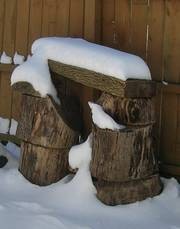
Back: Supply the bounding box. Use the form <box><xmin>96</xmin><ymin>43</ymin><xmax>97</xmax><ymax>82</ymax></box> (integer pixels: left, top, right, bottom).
<box><xmin>12</xmin><ymin>60</ymin><xmax>162</xmax><ymax>205</ymax></box>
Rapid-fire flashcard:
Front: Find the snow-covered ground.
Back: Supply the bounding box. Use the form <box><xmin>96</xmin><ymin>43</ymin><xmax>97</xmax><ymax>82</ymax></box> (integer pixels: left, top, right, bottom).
<box><xmin>0</xmin><ymin>142</ymin><xmax>180</xmax><ymax>229</ymax></box>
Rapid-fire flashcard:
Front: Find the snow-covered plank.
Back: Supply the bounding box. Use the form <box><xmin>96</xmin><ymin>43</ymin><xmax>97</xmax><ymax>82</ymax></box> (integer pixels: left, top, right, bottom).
<box><xmin>49</xmin><ymin>60</ymin><xmax>156</xmax><ymax>98</ymax></box>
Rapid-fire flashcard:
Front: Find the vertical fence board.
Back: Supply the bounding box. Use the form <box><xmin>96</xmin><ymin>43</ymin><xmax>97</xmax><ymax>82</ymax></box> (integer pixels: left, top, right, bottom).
<box><xmin>131</xmin><ymin>0</ymin><xmax>148</xmax><ymax>60</ymax></box>
<box><xmin>115</xmin><ymin>0</ymin><xmax>131</xmax><ymax>52</ymax></box>
<box><xmin>0</xmin><ymin>0</ymin><xmax>17</xmax><ymax>119</ymax></box>
<box><xmin>56</xmin><ymin>0</ymin><xmax>70</xmax><ymax>36</ymax></box>
<box><xmin>41</xmin><ymin>0</ymin><xmax>57</xmax><ymax>37</ymax></box>
<box><xmin>28</xmin><ymin>0</ymin><xmax>43</xmax><ymax>52</ymax></box>
<box><xmin>102</xmin><ymin>0</ymin><xmax>115</xmax><ymax>48</ymax></box>
<box><xmin>69</xmin><ymin>0</ymin><xmax>84</xmax><ymax>37</ymax></box>
<box><xmin>12</xmin><ymin>0</ymin><xmax>30</xmax><ymax>121</ymax></box>
<box><xmin>163</xmin><ymin>0</ymin><xmax>180</xmax><ymax>83</ymax></box>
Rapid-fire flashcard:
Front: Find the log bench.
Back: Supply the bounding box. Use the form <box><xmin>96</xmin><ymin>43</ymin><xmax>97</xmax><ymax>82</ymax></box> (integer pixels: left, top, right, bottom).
<box><xmin>49</xmin><ymin>60</ymin><xmax>162</xmax><ymax>204</ymax></box>
<box><xmin>13</xmin><ymin>60</ymin><xmax>162</xmax><ymax>205</ymax></box>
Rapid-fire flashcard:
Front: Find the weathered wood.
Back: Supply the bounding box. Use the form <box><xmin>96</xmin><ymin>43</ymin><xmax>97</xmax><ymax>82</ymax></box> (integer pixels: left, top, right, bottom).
<box><xmin>48</xmin><ymin>60</ymin><xmax>156</xmax><ymax>98</ymax></box>
<box><xmin>95</xmin><ymin>174</ymin><xmax>163</xmax><ymax>205</ymax></box>
<box><xmin>0</xmin><ymin>64</ymin><xmax>16</xmax><ymax>72</ymax></box>
<box><xmin>12</xmin><ymin>82</ymin><xmax>41</xmax><ymax>97</ymax></box>
<box><xmin>17</xmin><ymin>94</ymin><xmax>81</xmax><ymax>148</ymax></box>
<box><xmin>90</xmin><ymin>124</ymin><xmax>158</xmax><ymax>182</ymax></box>
<box><xmin>97</xmin><ymin>92</ymin><xmax>155</xmax><ymax>125</ymax></box>
<box><xmin>19</xmin><ymin>141</ymin><xmax>69</xmax><ymax>186</ymax></box>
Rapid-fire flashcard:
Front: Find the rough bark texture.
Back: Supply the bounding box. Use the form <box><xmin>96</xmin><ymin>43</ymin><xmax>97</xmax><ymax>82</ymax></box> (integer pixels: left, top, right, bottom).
<box><xmin>17</xmin><ymin>94</ymin><xmax>81</xmax><ymax>148</ymax></box>
<box><xmin>49</xmin><ymin>60</ymin><xmax>156</xmax><ymax>98</ymax></box>
<box><xmin>12</xmin><ymin>82</ymin><xmax>41</xmax><ymax>97</ymax></box>
<box><xmin>95</xmin><ymin>174</ymin><xmax>163</xmax><ymax>205</ymax></box>
<box><xmin>19</xmin><ymin>141</ymin><xmax>69</xmax><ymax>186</ymax></box>
<box><xmin>90</xmin><ymin>124</ymin><xmax>158</xmax><ymax>182</ymax></box>
<box><xmin>97</xmin><ymin>93</ymin><xmax>155</xmax><ymax>125</ymax></box>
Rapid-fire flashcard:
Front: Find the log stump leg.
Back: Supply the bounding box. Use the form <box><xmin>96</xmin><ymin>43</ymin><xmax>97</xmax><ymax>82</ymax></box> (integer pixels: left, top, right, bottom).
<box><xmin>90</xmin><ymin>93</ymin><xmax>163</xmax><ymax>205</ymax></box>
<box><xmin>19</xmin><ymin>142</ymin><xmax>69</xmax><ymax>185</ymax></box>
<box><xmin>17</xmin><ymin>92</ymin><xmax>82</xmax><ymax>186</ymax></box>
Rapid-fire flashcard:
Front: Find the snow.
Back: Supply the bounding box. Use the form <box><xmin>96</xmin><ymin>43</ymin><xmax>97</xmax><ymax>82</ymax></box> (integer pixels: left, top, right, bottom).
<box><xmin>0</xmin><ymin>117</ymin><xmax>9</xmax><ymax>134</ymax></box>
<box><xmin>9</xmin><ymin>119</ymin><xmax>18</xmax><ymax>135</ymax></box>
<box><xmin>69</xmin><ymin>134</ymin><xmax>92</xmax><ymax>170</ymax></box>
<box><xmin>88</xmin><ymin>102</ymin><xmax>125</xmax><ymax>130</ymax></box>
<box><xmin>11</xmin><ymin>37</ymin><xmax>151</xmax><ymax>103</ymax></box>
<box><xmin>13</xmin><ymin>52</ymin><xmax>25</xmax><ymax>65</ymax></box>
<box><xmin>0</xmin><ymin>51</ymin><xmax>12</xmax><ymax>64</ymax></box>
<box><xmin>0</xmin><ymin>141</ymin><xmax>180</xmax><ymax>229</ymax></box>
<box><xmin>0</xmin><ymin>117</ymin><xmax>18</xmax><ymax>135</ymax></box>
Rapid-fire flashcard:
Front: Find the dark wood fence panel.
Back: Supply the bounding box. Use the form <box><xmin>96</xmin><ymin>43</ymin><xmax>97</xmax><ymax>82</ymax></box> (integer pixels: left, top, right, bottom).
<box><xmin>101</xmin><ymin>0</ymin><xmax>180</xmax><ymax>178</ymax></box>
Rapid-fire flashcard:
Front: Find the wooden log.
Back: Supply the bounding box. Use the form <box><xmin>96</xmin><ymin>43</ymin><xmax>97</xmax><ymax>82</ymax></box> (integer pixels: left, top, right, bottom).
<box><xmin>95</xmin><ymin>174</ymin><xmax>163</xmax><ymax>205</ymax></box>
<box><xmin>12</xmin><ymin>82</ymin><xmax>41</xmax><ymax>97</ymax></box>
<box><xmin>90</xmin><ymin>124</ymin><xmax>158</xmax><ymax>182</ymax></box>
<box><xmin>48</xmin><ymin>60</ymin><xmax>156</xmax><ymax>98</ymax></box>
<box><xmin>17</xmin><ymin>94</ymin><xmax>82</xmax><ymax>148</ymax></box>
<box><xmin>97</xmin><ymin>93</ymin><xmax>155</xmax><ymax>125</ymax></box>
<box><xmin>19</xmin><ymin>141</ymin><xmax>69</xmax><ymax>186</ymax></box>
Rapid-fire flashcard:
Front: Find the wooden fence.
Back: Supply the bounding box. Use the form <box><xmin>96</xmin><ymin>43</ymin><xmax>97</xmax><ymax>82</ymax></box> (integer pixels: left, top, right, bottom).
<box><xmin>0</xmin><ymin>0</ymin><xmax>180</xmax><ymax>178</ymax></box>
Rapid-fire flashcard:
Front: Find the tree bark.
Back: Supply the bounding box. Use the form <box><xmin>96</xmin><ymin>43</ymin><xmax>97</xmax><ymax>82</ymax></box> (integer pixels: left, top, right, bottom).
<box><xmin>19</xmin><ymin>141</ymin><xmax>69</xmax><ymax>185</ymax></box>
<box><xmin>97</xmin><ymin>93</ymin><xmax>155</xmax><ymax>125</ymax></box>
<box><xmin>17</xmin><ymin>94</ymin><xmax>81</xmax><ymax>148</ymax></box>
<box><xmin>90</xmin><ymin>124</ymin><xmax>158</xmax><ymax>182</ymax></box>
<box><xmin>95</xmin><ymin>174</ymin><xmax>163</xmax><ymax>205</ymax></box>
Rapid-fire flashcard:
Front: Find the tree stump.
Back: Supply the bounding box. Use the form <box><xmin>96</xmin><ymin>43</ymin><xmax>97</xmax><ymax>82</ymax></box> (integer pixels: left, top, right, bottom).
<box><xmin>14</xmin><ymin>83</ymin><xmax>82</xmax><ymax>186</ymax></box>
<box><xmin>19</xmin><ymin>142</ymin><xmax>69</xmax><ymax>185</ymax></box>
<box><xmin>91</xmin><ymin>124</ymin><xmax>158</xmax><ymax>182</ymax></box>
<box><xmin>97</xmin><ymin>92</ymin><xmax>155</xmax><ymax>126</ymax></box>
<box><xmin>90</xmin><ymin>91</ymin><xmax>162</xmax><ymax>205</ymax></box>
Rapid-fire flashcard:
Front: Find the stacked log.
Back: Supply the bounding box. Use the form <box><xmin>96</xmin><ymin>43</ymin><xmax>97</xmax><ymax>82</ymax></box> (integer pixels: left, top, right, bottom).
<box><xmin>90</xmin><ymin>93</ymin><xmax>163</xmax><ymax>205</ymax></box>
<box><xmin>14</xmin><ymin>83</ymin><xmax>82</xmax><ymax>186</ymax></box>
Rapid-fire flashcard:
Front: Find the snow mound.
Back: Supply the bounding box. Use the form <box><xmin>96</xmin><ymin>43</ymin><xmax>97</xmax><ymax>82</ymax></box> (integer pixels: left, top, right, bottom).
<box><xmin>88</xmin><ymin>102</ymin><xmax>125</xmax><ymax>130</ymax></box>
<box><xmin>0</xmin><ymin>51</ymin><xmax>12</xmax><ymax>64</ymax></box>
<box><xmin>11</xmin><ymin>37</ymin><xmax>151</xmax><ymax>103</ymax></box>
<box><xmin>69</xmin><ymin>135</ymin><xmax>92</xmax><ymax>170</ymax></box>
<box><xmin>13</xmin><ymin>52</ymin><xmax>25</xmax><ymax>65</ymax></box>
<box><xmin>0</xmin><ymin>140</ymin><xmax>180</xmax><ymax>229</ymax></box>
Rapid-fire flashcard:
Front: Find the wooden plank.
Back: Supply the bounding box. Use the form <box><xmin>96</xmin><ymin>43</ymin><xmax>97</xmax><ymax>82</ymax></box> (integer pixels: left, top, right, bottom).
<box><xmin>160</xmin><ymin>164</ymin><xmax>180</xmax><ymax>178</ymax></box>
<box><xmin>0</xmin><ymin>0</ymin><xmax>17</xmax><ymax>119</ymax></box>
<box><xmin>102</xmin><ymin>0</ymin><xmax>116</xmax><ymax>48</ymax></box>
<box><xmin>160</xmin><ymin>92</ymin><xmax>178</xmax><ymax>165</ymax></box>
<box><xmin>163</xmin><ymin>0</ymin><xmax>180</xmax><ymax>83</ymax></box>
<box><xmin>84</xmin><ymin>0</ymin><xmax>101</xmax><ymax>42</ymax></box>
<box><xmin>69</xmin><ymin>0</ymin><xmax>84</xmax><ymax>37</ymax></box>
<box><xmin>131</xmin><ymin>0</ymin><xmax>148</xmax><ymax>60</ymax></box>
<box><xmin>12</xmin><ymin>0</ymin><xmax>30</xmax><ymax>121</ymax></box>
<box><xmin>148</xmin><ymin>0</ymin><xmax>165</xmax><ymax>81</ymax></box>
<box><xmin>48</xmin><ymin>60</ymin><xmax>156</xmax><ymax>98</ymax></box>
<box><xmin>0</xmin><ymin>64</ymin><xmax>16</xmax><ymax>72</ymax></box>
<box><xmin>0</xmin><ymin>0</ymin><xmax>5</xmax><ymax>53</ymax></box>
<box><xmin>55</xmin><ymin>0</ymin><xmax>70</xmax><ymax>36</ymax></box>
<box><xmin>115</xmin><ymin>0</ymin><xmax>131</xmax><ymax>52</ymax></box>
<box><xmin>28</xmin><ymin>0</ymin><xmax>43</xmax><ymax>52</ymax></box>
<box><xmin>41</xmin><ymin>0</ymin><xmax>57</xmax><ymax>37</ymax></box>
